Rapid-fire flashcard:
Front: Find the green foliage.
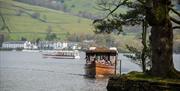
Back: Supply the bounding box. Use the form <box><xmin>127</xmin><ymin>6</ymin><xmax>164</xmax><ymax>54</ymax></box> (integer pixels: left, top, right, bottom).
<box><xmin>66</xmin><ymin>33</ymin><xmax>142</xmax><ymax>51</ymax></box>
<box><xmin>125</xmin><ymin>45</ymin><xmax>141</xmax><ymax>60</ymax></box>
<box><xmin>93</xmin><ymin>19</ymin><xmax>123</xmax><ymax>34</ymax></box>
<box><xmin>47</xmin><ymin>33</ymin><xmax>57</xmax><ymax>41</ymax></box>
<box><xmin>92</xmin><ymin>0</ymin><xmax>146</xmax><ymax>35</ymax></box>
<box><xmin>124</xmin><ymin>43</ymin><xmax>152</xmax><ymax>69</ymax></box>
<box><xmin>21</xmin><ymin>37</ymin><xmax>27</xmax><ymax>41</ymax></box>
<box><xmin>93</xmin><ymin>0</ymin><xmax>153</xmax><ymax>73</ymax></box>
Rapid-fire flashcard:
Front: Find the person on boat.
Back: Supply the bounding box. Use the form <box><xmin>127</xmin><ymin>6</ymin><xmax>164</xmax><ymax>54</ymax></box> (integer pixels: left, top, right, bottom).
<box><xmin>103</xmin><ymin>56</ymin><xmax>112</xmax><ymax>65</ymax></box>
<box><xmin>94</xmin><ymin>57</ymin><xmax>97</xmax><ymax>61</ymax></box>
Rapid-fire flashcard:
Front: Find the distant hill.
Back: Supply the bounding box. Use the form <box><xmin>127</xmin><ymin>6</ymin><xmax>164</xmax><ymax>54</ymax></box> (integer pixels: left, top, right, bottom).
<box><xmin>14</xmin><ymin>0</ymin><xmax>102</xmax><ymax>19</ymax></box>
<box><xmin>15</xmin><ymin>0</ymin><xmax>179</xmax><ymax>20</ymax></box>
<box><xmin>14</xmin><ymin>0</ymin><xmax>128</xmax><ymax>19</ymax></box>
<box><xmin>0</xmin><ymin>0</ymin><xmax>94</xmax><ymax>41</ymax></box>
<box><xmin>0</xmin><ymin>0</ymin><xmax>179</xmax><ymax>41</ymax></box>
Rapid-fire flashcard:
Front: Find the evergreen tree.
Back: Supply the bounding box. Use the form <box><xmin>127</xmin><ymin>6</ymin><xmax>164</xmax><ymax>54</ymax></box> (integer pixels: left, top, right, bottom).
<box><xmin>94</xmin><ymin>0</ymin><xmax>180</xmax><ymax>78</ymax></box>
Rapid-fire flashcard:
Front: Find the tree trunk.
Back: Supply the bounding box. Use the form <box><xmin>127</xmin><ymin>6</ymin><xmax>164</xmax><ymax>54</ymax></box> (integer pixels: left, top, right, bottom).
<box><xmin>150</xmin><ymin>21</ymin><xmax>174</xmax><ymax>77</ymax></box>
<box><xmin>146</xmin><ymin>0</ymin><xmax>180</xmax><ymax>78</ymax></box>
<box><xmin>141</xmin><ymin>19</ymin><xmax>147</xmax><ymax>73</ymax></box>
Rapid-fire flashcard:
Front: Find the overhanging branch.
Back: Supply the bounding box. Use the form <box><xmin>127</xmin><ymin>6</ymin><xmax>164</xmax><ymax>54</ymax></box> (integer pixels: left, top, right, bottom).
<box><xmin>170</xmin><ymin>7</ymin><xmax>180</xmax><ymax>17</ymax></box>
<box><xmin>170</xmin><ymin>17</ymin><xmax>180</xmax><ymax>24</ymax></box>
<box><xmin>95</xmin><ymin>5</ymin><xmax>111</xmax><ymax>12</ymax></box>
<box><xmin>104</xmin><ymin>0</ymin><xmax>128</xmax><ymax>19</ymax></box>
<box><xmin>0</xmin><ymin>11</ymin><xmax>11</xmax><ymax>32</ymax></box>
<box><xmin>173</xmin><ymin>26</ymin><xmax>180</xmax><ymax>29</ymax></box>
<box><xmin>137</xmin><ymin>0</ymin><xmax>146</xmax><ymax>5</ymax></box>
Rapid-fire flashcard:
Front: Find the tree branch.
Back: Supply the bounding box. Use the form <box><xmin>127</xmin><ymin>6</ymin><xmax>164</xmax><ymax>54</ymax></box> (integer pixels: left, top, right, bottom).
<box><xmin>95</xmin><ymin>4</ymin><xmax>112</xmax><ymax>12</ymax></box>
<box><xmin>104</xmin><ymin>0</ymin><xmax>128</xmax><ymax>19</ymax></box>
<box><xmin>173</xmin><ymin>26</ymin><xmax>180</xmax><ymax>29</ymax></box>
<box><xmin>170</xmin><ymin>17</ymin><xmax>180</xmax><ymax>24</ymax></box>
<box><xmin>170</xmin><ymin>7</ymin><xmax>180</xmax><ymax>17</ymax></box>
<box><xmin>137</xmin><ymin>0</ymin><xmax>146</xmax><ymax>5</ymax></box>
<box><xmin>0</xmin><ymin>11</ymin><xmax>11</xmax><ymax>32</ymax></box>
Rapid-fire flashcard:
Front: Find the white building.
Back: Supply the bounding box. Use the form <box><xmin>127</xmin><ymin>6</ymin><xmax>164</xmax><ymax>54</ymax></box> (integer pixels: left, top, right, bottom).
<box><xmin>38</xmin><ymin>41</ymin><xmax>68</xmax><ymax>49</ymax></box>
<box><xmin>67</xmin><ymin>42</ymin><xmax>81</xmax><ymax>50</ymax></box>
<box><xmin>53</xmin><ymin>42</ymin><xmax>68</xmax><ymax>49</ymax></box>
<box><xmin>2</xmin><ymin>41</ymin><xmax>31</xmax><ymax>49</ymax></box>
<box><xmin>31</xmin><ymin>43</ymin><xmax>38</xmax><ymax>49</ymax></box>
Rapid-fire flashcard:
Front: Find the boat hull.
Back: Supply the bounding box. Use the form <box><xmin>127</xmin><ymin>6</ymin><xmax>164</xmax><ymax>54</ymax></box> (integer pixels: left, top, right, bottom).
<box><xmin>43</xmin><ymin>54</ymin><xmax>76</xmax><ymax>59</ymax></box>
<box><xmin>42</xmin><ymin>50</ymin><xmax>80</xmax><ymax>59</ymax></box>
<box><xmin>85</xmin><ymin>63</ymin><xmax>115</xmax><ymax>78</ymax></box>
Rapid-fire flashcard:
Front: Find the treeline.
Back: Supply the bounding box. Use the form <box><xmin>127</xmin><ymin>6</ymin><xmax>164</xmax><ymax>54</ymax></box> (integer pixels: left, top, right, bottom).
<box><xmin>66</xmin><ymin>33</ymin><xmax>180</xmax><ymax>53</ymax></box>
<box><xmin>66</xmin><ymin>33</ymin><xmax>138</xmax><ymax>52</ymax></box>
<box><xmin>1</xmin><ymin>32</ymin><xmax>180</xmax><ymax>53</ymax></box>
<box><xmin>67</xmin><ymin>34</ymin><xmax>119</xmax><ymax>47</ymax></box>
<box><xmin>15</xmin><ymin>0</ymin><xmax>100</xmax><ymax>19</ymax></box>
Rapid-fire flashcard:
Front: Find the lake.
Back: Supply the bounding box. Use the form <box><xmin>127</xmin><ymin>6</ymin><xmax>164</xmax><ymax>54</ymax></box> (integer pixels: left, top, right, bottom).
<box><xmin>0</xmin><ymin>51</ymin><xmax>179</xmax><ymax>91</ymax></box>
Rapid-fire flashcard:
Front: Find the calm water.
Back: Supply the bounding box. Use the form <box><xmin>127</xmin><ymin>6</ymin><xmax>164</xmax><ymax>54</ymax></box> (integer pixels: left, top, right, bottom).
<box><xmin>0</xmin><ymin>51</ymin><xmax>179</xmax><ymax>91</ymax></box>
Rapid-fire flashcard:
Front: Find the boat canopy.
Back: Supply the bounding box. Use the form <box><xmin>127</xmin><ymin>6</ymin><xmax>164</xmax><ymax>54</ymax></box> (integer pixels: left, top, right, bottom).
<box><xmin>86</xmin><ymin>47</ymin><xmax>118</xmax><ymax>54</ymax></box>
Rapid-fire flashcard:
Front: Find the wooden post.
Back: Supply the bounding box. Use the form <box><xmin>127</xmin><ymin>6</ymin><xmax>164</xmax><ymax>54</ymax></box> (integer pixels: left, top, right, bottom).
<box><xmin>115</xmin><ymin>54</ymin><xmax>117</xmax><ymax>75</ymax></box>
<box><xmin>120</xmin><ymin>59</ymin><xmax>121</xmax><ymax>76</ymax></box>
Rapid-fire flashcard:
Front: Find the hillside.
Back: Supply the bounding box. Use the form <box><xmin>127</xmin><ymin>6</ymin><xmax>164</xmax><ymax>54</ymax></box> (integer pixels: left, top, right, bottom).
<box><xmin>0</xmin><ymin>0</ymin><xmax>94</xmax><ymax>41</ymax></box>
<box><xmin>14</xmin><ymin>0</ymin><xmax>129</xmax><ymax>19</ymax></box>
<box><xmin>0</xmin><ymin>0</ymin><xmax>179</xmax><ymax>52</ymax></box>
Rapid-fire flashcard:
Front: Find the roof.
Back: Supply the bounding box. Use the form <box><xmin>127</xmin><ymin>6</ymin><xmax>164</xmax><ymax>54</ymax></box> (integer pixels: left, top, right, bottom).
<box><xmin>3</xmin><ymin>41</ymin><xmax>27</xmax><ymax>44</ymax></box>
<box><xmin>86</xmin><ymin>47</ymin><xmax>118</xmax><ymax>54</ymax></box>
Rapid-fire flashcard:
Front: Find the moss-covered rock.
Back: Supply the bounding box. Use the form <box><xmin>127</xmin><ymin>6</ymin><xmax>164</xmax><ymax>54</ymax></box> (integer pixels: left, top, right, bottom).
<box><xmin>107</xmin><ymin>72</ymin><xmax>180</xmax><ymax>91</ymax></box>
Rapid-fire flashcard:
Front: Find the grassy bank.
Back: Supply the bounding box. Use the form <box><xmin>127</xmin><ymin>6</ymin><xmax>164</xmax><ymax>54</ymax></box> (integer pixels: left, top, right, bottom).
<box><xmin>107</xmin><ymin>71</ymin><xmax>180</xmax><ymax>91</ymax></box>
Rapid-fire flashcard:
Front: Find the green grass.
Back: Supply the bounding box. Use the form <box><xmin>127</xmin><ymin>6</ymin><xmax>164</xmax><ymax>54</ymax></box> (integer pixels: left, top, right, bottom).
<box><xmin>8</xmin><ymin>32</ymin><xmax>68</xmax><ymax>41</ymax></box>
<box><xmin>63</xmin><ymin>0</ymin><xmax>103</xmax><ymax>14</ymax></box>
<box><xmin>0</xmin><ymin>0</ymin><xmax>94</xmax><ymax>41</ymax></box>
<box><xmin>0</xmin><ymin>0</ymin><xmax>179</xmax><ymax>44</ymax></box>
<box><xmin>62</xmin><ymin>0</ymin><xmax>128</xmax><ymax>15</ymax></box>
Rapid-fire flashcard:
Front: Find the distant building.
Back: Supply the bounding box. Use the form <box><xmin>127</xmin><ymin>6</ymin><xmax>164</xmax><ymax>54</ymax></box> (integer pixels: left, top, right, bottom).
<box><xmin>31</xmin><ymin>42</ymin><xmax>38</xmax><ymax>49</ymax></box>
<box><xmin>37</xmin><ymin>41</ymin><xmax>68</xmax><ymax>50</ymax></box>
<box><xmin>83</xmin><ymin>40</ymin><xmax>94</xmax><ymax>43</ymax></box>
<box><xmin>53</xmin><ymin>42</ymin><xmax>68</xmax><ymax>49</ymax></box>
<box><xmin>2</xmin><ymin>41</ymin><xmax>31</xmax><ymax>49</ymax></box>
<box><xmin>81</xmin><ymin>40</ymin><xmax>95</xmax><ymax>50</ymax></box>
<box><xmin>67</xmin><ymin>42</ymin><xmax>81</xmax><ymax>50</ymax></box>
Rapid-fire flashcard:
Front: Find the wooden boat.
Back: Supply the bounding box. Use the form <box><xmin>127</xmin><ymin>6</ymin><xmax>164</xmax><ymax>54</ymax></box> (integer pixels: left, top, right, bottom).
<box><xmin>85</xmin><ymin>47</ymin><xmax>118</xmax><ymax>78</ymax></box>
<box><xmin>43</xmin><ymin>50</ymin><xmax>80</xmax><ymax>59</ymax></box>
